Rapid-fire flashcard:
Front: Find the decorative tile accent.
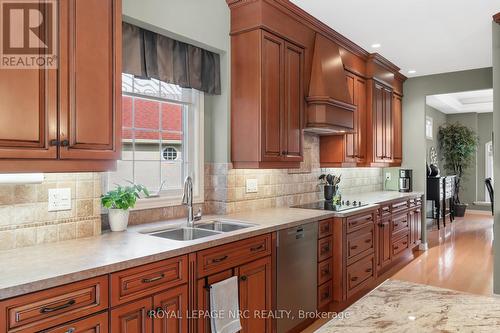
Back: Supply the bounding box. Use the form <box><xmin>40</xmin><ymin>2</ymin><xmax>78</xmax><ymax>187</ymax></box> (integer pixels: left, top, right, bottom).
<box><xmin>0</xmin><ymin>173</ymin><xmax>102</xmax><ymax>250</ymax></box>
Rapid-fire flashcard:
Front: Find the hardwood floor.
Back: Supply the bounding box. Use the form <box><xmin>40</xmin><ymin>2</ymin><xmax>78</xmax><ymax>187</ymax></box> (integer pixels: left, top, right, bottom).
<box><xmin>301</xmin><ymin>212</ymin><xmax>494</xmax><ymax>332</ymax></box>
<box><xmin>393</xmin><ymin>212</ymin><xmax>493</xmax><ymax>296</ymax></box>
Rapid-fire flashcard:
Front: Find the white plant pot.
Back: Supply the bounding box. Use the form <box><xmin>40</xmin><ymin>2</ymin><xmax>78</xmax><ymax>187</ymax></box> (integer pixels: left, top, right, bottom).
<box><xmin>108</xmin><ymin>208</ymin><xmax>130</xmax><ymax>232</ymax></box>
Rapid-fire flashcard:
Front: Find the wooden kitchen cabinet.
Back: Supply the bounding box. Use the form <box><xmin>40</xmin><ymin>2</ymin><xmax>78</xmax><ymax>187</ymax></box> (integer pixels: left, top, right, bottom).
<box><xmin>392</xmin><ymin>93</ymin><xmax>403</xmax><ymax>165</ymax></box>
<box><xmin>43</xmin><ymin>312</ymin><xmax>108</xmax><ymax>333</ymax></box>
<box><xmin>370</xmin><ymin>81</ymin><xmax>393</xmax><ymax>164</ymax></box>
<box><xmin>231</xmin><ymin>29</ymin><xmax>304</xmax><ymax>168</ymax></box>
<box><xmin>376</xmin><ymin>218</ymin><xmax>392</xmax><ymax>270</ymax></box>
<box><xmin>196</xmin><ymin>236</ymin><xmax>273</xmax><ymax>333</ymax></box>
<box><xmin>0</xmin><ymin>0</ymin><xmax>121</xmax><ymax>172</ymax></box>
<box><xmin>238</xmin><ymin>257</ymin><xmax>273</xmax><ymax>333</ymax></box>
<box><xmin>111</xmin><ymin>297</ymin><xmax>154</xmax><ymax>333</ymax></box>
<box><xmin>153</xmin><ymin>285</ymin><xmax>189</xmax><ymax>333</ymax></box>
<box><xmin>320</xmin><ymin>72</ymin><xmax>367</xmax><ymax>167</ymax></box>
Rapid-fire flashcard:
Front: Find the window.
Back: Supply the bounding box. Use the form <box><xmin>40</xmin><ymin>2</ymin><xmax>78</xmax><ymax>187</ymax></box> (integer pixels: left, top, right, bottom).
<box><xmin>104</xmin><ymin>74</ymin><xmax>204</xmax><ymax>209</ymax></box>
<box><xmin>163</xmin><ymin>147</ymin><xmax>178</xmax><ymax>161</ymax></box>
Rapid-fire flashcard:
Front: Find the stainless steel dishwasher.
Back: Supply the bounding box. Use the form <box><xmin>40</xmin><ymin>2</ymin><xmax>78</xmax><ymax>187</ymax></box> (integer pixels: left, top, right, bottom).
<box><xmin>276</xmin><ymin>222</ymin><xmax>318</xmax><ymax>333</ymax></box>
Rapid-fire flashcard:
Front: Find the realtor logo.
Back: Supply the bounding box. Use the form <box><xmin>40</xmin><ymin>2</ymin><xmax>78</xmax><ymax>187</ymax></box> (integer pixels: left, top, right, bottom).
<box><xmin>0</xmin><ymin>0</ymin><xmax>57</xmax><ymax>69</ymax></box>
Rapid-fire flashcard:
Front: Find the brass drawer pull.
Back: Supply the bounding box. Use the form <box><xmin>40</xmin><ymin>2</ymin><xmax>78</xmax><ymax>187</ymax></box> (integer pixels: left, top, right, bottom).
<box><xmin>212</xmin><ymin>255</ymin><xmax>228</xmax><ymax>263</ymax></box>
<box><xmin>351</xmin><ymin>276</ymin><xmax>358</xmax><ymax>282</ymax></box>
<box><xmin>40</xmin><ymin>299</ymin><xmax>76</xmax><ymax>313</ymax></box>
<box><xmin>321</xmin><ymin>292</ymin><xmax>330</xmax><ymax>300</ymax></box>
<box><xmin>365</xmin><ymin>239</ymin><xmax>371</xmax><ymax>243</ymax></box>
<box><xmin>350</xmin><ymin>245</ymin><xmax>358</xmax><ymax>250</ymax></box>
<box><xmin>321</xmin><ymin>268</ymin><xmax>330</xmax><ymax>276</ymax></box>
<box><xmin>65</xmin><ymin>328</ymin><xmax>76</xmax><ymax>333</ymax></box>
<box><xmin>394</xmin><ymin>246</ymin><xmax>399</xmax><ymax>250</ymax></box>
<box><xmin>365</xmin><ymin>268</ymin><xmax>372</xmax><ymax>273</ymax></box>
<box><xmin>250</xmin><ymin>244</ymin><xmax>264</xmax><ymax>252</ymax></box>
<box><xmin>142</xmin><ymin>273</ymin><xmax>165</xmax><ymax>283</ymax></box>
<box><xmin>321</xmin><ymin>246</ymin><xmax>330</xmax><ymax>253</ymax></box>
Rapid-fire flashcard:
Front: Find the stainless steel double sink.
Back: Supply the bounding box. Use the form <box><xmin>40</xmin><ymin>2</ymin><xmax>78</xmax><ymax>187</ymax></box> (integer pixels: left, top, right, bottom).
<box><xmin>142</xmin><ymin>220</ymin><xmax>255</xmax><ymax>241</ymax></box>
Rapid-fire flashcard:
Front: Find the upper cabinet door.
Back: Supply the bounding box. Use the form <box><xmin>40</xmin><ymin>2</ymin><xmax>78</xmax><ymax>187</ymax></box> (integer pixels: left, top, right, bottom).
<box><xmin>0</xmin><ymin>67</ymin><xmax>57</xmax><ymax>160</ymax></box>
<box><xmin>383</xmin><ymin>88</ymin><xmax>393</xmax><ymax>160</ymax></box>
<box><xmin>392</xmin><ymin>93</ymin><xmax>403</xmax><ymax>163</ymax></box>
<box><xmin>59</xmin><ymin>0</ymin><xmax>121</xmax><ymax>160</ymax></box>
<box><xmin>373</xmin><ymin>83</ymin><xmax>385</xmax><ymax>162</ymax></box>
<box><xmin>344</xmin><ymin>73</ymin><xmax>356</xmax><ymax>161</ymax></box>
<box><xmin>283</xmin><ymin>42</ymin><xmax>304</xmax><ymax>161</ymax></box>
<box><xmin>261</xmin><ymin>31</ymin><xmax>284</xmax><ymax>162</ymax></box>
<box><xmin>355</xmin><ymin>76</ymin><xmax>367</xmax><ymax>161</ymax></box>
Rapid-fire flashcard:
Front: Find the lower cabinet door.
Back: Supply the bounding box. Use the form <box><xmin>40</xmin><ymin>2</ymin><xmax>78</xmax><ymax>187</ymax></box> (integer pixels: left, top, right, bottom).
<box><xmin>153</xmin><ymin>285</ymin><xmax>188</xmax><ymax>333</ymax></box>
<box><xmin>238</xmin><ymin>256</ymin><xmax>272</xmax><ymax>333</ymax></box>
<box><xmin>197</xmin><ymin>270</ymin><xmax>235</xmax><ymax>333</ymax></box>
<box><xmin>111</xmin><ymin>297</ymin><xmax>153</xmax><ymax>333</ymax></box>
<box><xmin>377</xmin><ymin>219</ymin><xmax>391</xmax><ymax>269</ymax></box>
<box><xmin>43</xmin><ymin>312</ymin><xmax>108</xmax><ymax>333</ymax></box>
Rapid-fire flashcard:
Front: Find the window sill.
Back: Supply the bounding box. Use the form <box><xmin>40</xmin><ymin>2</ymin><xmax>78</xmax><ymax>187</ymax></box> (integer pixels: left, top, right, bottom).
<box><xmin>130</xmin><ymin>196</ymin><xmax>204</xmax><ymax>211</ymax></box>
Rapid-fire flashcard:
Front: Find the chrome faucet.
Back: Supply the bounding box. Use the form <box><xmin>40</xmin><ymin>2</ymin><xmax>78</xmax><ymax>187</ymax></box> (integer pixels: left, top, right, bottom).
<box><xmin>182</xmin><ymin>176</ymin><xmax>202</xmax><ymax>227</ymax></box>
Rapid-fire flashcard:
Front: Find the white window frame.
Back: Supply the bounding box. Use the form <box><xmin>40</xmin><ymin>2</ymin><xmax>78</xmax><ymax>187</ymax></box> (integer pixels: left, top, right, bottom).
<box><xmin>104</xmin><ymin>77</ymin><xmax>204</xmax><ymax>211</ymax></box>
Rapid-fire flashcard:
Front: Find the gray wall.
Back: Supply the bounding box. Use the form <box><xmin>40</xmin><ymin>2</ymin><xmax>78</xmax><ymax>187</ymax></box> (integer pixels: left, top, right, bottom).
<box><xmin>492</xmin><ymin>19</ymin><xmax>500</xmax><ymax>295</ymax></box>
<box><xmin>122</xmin><ymin>0</ymin><xmax>231</xmax><ymax>163</ymax></box>
<box><xmin>403</xmin><ymin>67</ymin><xmax>493</xmax><ymax>246</ymax></box>
<box><xmin>425</xmin><ymin>105</ymin><xmax>447</xmax><ymax>163</ymax></box>
<box><xmin>476</xmin><ymin>113</ymin><xmax>493</xmax><ymax>202</ymax></box>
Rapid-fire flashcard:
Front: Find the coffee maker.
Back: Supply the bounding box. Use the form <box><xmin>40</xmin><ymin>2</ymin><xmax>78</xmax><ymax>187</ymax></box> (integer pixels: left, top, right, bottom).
<box><xmin>399</xmin><ymin>169</ymin><xmax>412</xmax><ymax>192</ymax></box>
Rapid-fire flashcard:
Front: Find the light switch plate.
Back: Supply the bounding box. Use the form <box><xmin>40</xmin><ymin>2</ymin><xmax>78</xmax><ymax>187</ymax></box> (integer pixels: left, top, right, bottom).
<box><xmin>48</xmin><ymin>188</ymin><xmax>72</xmax><ymax>212</ymax></box>
<box><xmin>385</xmin><ymin>172</ymin><xmax>392</xmax><ymax>181</ymax></box>
<box><xmin>246</xmin><ymin>178</ymin><xmax>258</xmax><ymax>193</ymax></box>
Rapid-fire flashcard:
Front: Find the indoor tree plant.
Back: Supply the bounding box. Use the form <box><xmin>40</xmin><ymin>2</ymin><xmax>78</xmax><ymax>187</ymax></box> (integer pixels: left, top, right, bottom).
<box><xmin>438</xmin><ymin>122</ymin><xmax>478</xmax><ymax>217</ymax></box>
<box><xmin>101</xmin><ymin>184</ymin><xmax>149</xmax><ymax>231</ymax></box>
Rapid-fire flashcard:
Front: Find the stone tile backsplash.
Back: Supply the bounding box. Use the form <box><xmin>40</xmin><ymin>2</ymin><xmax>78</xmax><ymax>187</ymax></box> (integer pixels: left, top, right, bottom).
<box><xmin>205</xmin><ymin>134</ymin><xmax>383</xmax><ymax>215</ymax></box>
<box><xmin>0</xmin><ymin>173</ymin><xmax>102</xmax><ymax>251</ymax></box>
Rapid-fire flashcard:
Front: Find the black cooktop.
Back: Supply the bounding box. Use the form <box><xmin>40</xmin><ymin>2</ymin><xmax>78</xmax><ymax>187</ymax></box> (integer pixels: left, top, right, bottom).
<box><xmin>293</xmin><ymin>200</ymin><xmax>367</xmax><ymax>212</ymax></box>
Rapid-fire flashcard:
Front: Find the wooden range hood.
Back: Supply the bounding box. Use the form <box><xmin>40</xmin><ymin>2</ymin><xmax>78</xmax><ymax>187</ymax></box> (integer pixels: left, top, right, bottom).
<box><xmin>305</xmin><ymin>34</ymin><xmax>356</xmax><ymax>134</ymax></box>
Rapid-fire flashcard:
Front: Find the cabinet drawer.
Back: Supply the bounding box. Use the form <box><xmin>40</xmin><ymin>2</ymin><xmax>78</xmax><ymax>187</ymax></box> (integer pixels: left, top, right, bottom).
<box><xmin>0</xmin><ymin>276</ymin><xmax>108</xmax><ymax>332</ymax></box>
<box><xmin>392</xmin><ymin>213</ymin><xmax>409</xmax><ymax>235</ymax></box>
<box><xmin>111</xmin><ymin>255</ymin><xmax>188</xmax><ymax>306</ymax></box>
<box><xmin>379</xmin><ymin>204</ymin><xmax>391</xmax><ymax>218</ymax></box>
<box><xmin>317</xmin><ymin>281</ymin><xmax>333</xmax><ymax>309</ymax></box>
<box><xmin>318</xmin><ymin>259</ymin><xmax>333</xmax><ymax>286</ymax></box>
<box><xmin>346</xmin><ymin>254</ymin><xmax>375</xmax><ymax>298</ymax></box>
<box><xmin>391</xmin><ymin>200</ymin><xmax>409</xmax><ymax>214</ymax></box>
<box><xmin>318</xmin><ymin>219</ymin><xmax>332</xmax><ymax>239</ymax></box>
<box><xmin>346</xmin><ymin>224</ymin><xmax>374</xmax><ymax>263</ymax></box>
<box><xmin>393</xmin><ymin>233</ymin><xmax>410</xmax><ymax>256</ymax></box>
<box><xmin>197</xmin><ymin>234</ymin><xmax>271</xmax><ymax>277</ymax></box>
<box><xmin>41</xmin><ymin>312</ymin><xmax>108</xmax><ymax>333</ymax></box>
<box><xmin>346</xmin><ymin>213</ymin><xmax>373</xmax><ymax>233</ymax></box>
<box><xmin>318</xmin><ymin>237</ymin><xmax>333</xmax><ymax>262</ymax></box>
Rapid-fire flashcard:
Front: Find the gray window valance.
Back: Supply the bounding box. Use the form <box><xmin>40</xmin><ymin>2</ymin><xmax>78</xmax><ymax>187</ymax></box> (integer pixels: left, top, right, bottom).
<box><xmin>122</xmin><ymin>22</ymin><xmax>221</xmax><ymax>95</ymax></box>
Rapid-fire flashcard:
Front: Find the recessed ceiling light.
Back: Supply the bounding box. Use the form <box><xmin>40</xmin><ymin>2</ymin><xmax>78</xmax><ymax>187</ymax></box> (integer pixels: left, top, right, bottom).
<box><xmin>371</xmin><ymin>43</ymin><xmax>381</xmax><ymax>48</ymax></box>
<box><xmin>408</xmin><ymin>70</ymin><xmax>417</xmax><ymax>74</ymax></box>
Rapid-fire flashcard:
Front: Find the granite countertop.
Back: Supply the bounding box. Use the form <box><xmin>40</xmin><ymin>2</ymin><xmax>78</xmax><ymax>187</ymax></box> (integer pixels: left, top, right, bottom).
<box><xmin>0</xmin><ymin>191</ymin><xmax>422</xmax><ymax>300</ymax></box>
<box><xmin>316</xmin><ymin>279</ymin><xmax>500</xmax><ymax>332</ymax></box>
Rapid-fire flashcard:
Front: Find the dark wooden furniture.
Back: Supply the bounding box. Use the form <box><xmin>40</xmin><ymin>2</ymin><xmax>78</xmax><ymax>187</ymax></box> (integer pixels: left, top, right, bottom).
<box><xmin>0</xmin><ymin>0</ymin><xmax>121</xmax><ymax>172</ymax></box>
<box><xmin>427</xmin><ymin>176</ymin><xmax>456</xmax><ymax>229</ymax></box>
<box><xmin>485</xmin><ymin>178</ymin><xmax>494</xmax><ymax>215</ymax></box>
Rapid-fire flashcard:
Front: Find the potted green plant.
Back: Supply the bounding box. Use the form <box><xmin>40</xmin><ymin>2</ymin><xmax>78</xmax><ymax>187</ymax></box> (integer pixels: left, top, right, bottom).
<box><xmin>438</xmin><ymin>122</ymin><xmax>478</xmax><ymax>217</ymax></box>
<box><xmin>101</xmin><ymin>184</ymin><xmax>149</xmax><ymax>231</ymax></box>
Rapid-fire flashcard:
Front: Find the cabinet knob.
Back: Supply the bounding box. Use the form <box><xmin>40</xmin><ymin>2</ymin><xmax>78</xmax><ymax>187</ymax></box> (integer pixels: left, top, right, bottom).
<box><xmin>282</xmin><ymin>151</ymin><xmax>287</xmax><ymax>155</ymax></box>
<box><xmin>240</xmin><ymin>275</ymin><xmax>247</xmax><ymax>281</ymax></box>
<box><xmin>147</xmin><ymin>309</ymin><xmax>156</xmax><ymax>318</ymax></box>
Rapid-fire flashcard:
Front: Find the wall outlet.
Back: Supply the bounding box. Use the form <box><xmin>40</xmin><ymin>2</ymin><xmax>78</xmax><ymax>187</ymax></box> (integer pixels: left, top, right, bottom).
<box><xmin>48</xmin><ymin>188</ymin><xmax>72</xmax><ymax>212</ymax></box>
<box><xmin>246</xmin><ymin>178</ymin><xmax>258</xmax><ymax>193</ymax></box>
<box><xmin>385</xmin><ymin>172</ymin><xmax>392</xmax><ymax>181</ymax></box>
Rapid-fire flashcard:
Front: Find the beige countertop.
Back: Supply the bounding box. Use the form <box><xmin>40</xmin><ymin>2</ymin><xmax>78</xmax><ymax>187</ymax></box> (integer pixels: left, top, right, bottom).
<box><xmin>0</xmin><ymin>191</ymin><xmax>421</xmax><ymax>301</ymax></box>
<box><xmin>315</xmin><ymin>279</ymin><xmax>500</xmax><ymax>332</ymax></box>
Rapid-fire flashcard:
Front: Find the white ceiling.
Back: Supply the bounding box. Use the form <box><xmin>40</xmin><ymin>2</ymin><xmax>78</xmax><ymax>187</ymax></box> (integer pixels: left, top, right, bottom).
<box><xmin>291</xmin><ymin>0</ymin><xmax>499</xmax><ymax>77</ymax></box>
<box><xmin>426</xmin><ymin>89</ymin><xmax>493</xmax><ymax>114</ymax></box>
